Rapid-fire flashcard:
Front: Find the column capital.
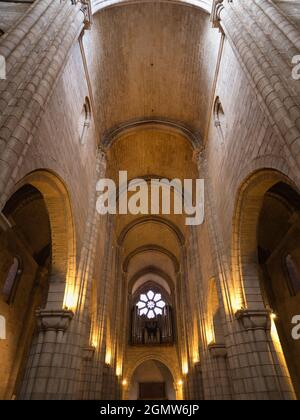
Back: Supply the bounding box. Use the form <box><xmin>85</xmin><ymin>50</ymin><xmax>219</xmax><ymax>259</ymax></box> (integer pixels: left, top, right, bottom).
<box><xmin>235</xmin><ymin>309</ymin><xmax>271</xmax><ymax>331</ymax></box>
<box><xmin>192</xmin><ymin>146</ymin><xmax>205</xmax><ymax>164</ymax></box>
<box><xmin>83</xmin><ymin>345</ymin><xmax>96</xmax><ymax>361</ymax></box>
<box><xmin>208</xmin><ymin>343</ymin><xmax>227</xmax><ymax>358</ymax></box>
<box><xmin>36</xmin><ymin>309</ymin><xmax>74</xmax><ymax>332</ymax></box>
<box><xmin>76</xmin><ymin>0</ymin><xmax>92</xmax><ymax>30</ymax></box>
<box><xmin>211</xmin><ymin>0</ymin><xmax>225</xmax><ymax>29</ymax></box>
<box><xmin>192</xmin><ymin>146</ymin><xmax>206</xmax><ymax>175</ymax></box>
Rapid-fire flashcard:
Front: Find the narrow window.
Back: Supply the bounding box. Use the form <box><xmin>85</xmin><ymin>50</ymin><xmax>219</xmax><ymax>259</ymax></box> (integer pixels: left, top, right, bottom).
<box><xmin>79</xmin><ymin>97</ymin><xmax>91</xmax><ymax>145</ymax></box>
<box><xmin>285</xmin><ymin>254</ymin><xmax>300</xmax><ymax>295</ymax></box>
<box><xmin>213</xmin><ymin>96</ymin><xmax>226</xmax><ymax>143</ymax></box>
<box><xmin>2</xmin><ymin>257</ymin><xmax>21</xmax><ymax>303</ymax></box>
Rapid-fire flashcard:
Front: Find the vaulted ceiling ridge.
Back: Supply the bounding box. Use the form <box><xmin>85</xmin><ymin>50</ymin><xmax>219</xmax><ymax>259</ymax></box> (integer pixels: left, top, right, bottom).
<box><xmin>91</xmin><ymin>0</ymin><xmax>212</xmax><ymax>15</ymax></box>
<box><xmin>101</xmin><ymin>118</ymin><xmax>202</xmax><ymax>150</ymax></box>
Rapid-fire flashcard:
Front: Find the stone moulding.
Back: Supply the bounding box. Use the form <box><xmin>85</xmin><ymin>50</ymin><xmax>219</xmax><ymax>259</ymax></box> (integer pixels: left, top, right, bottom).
<box><xmin>36</xmin><ymin>309</ymin><xmax>74</xmax><ymax>333</ymax></box>
<box><xmin>91</xmin><ymin>0</ymin><xmax>213</xmax><ymax>15</ymax></box>
<box><xmin>211</xmin><ymin>0</ymin><xmax>224</xmax><ymax>28</ymax></box>
<box><xmin>235</xmin><ymin>309</ymin><xmax>272</xmax><ymax>332</ymax></box>
<box><xmin>208</xmin><ymin>343</ymin><xmax>227</xmax><ymax>358</ymax></box>
<box><xmin>73</xmin><ymin>0</ymin><xmax>92</xmax><ymax>29</ymax></box>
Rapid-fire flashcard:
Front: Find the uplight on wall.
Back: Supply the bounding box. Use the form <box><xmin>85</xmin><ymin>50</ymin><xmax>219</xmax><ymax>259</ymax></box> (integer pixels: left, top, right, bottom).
<box><xmin>91</xmin><ymin>330</ymin><xmax>99</xmax><ymax>349</ymax></box>
<box><xmin>271</xmin><ymin>312</ymin><xmax>277</xmax><ymax>321</ymax></box>
<box><xmin>105</xmin><ymin>348</ymin><xmax>112</xmax><ymax>365</ymax></box>
<box><xmin>206</xmin><ymin>326</ymin><xmax>215</xmax><ymax>346</ymax></box>
<box><xmin>63</xmin><ymin>288</ymin><xmax>78</xmax><ymax>311</ymax></box>
<box><xmin>231</xmin><ymin>293</ymin><xmax>244</xmax><ymax>314</ymax></box>
<box><xmin>193</xmin><ymin>355</ymin><xmax>200</xmax><ymax>364</ymax></box>
<box><xmin>116</xmin><ymin>364</ymin><xmax>123</xmax><ymax>377</ymax></box>
<box><xmin>193</xmin><ymin>345</ymin><xmax>200</xmax><ymax>364</ymax></box>
<box><xmin>122</xmin><ymin>379</ymin><xmax>127</xmax><ymax>387</ymax></box>
<box><xmin>182</xmin><ymin>362</ymin><xmax>189</xmax><ymax>375</ymax></box>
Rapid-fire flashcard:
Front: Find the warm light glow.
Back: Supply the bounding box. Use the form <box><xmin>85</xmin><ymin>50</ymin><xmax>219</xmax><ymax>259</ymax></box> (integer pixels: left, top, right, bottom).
<box><xmin>182</xmin><ymin>362</ymin><xmax>189</xmax><ymax>375</ymax></box>
<box><xmin>192</xmin><ymin>342</ymin><xmax>200</xmax><ymax>364</ymax></box>
<box><xmin>192</xmin><ymin>320</ymin><xmax>200</xmax><ymax>364</ymax></box>
<box><xmin>231</xmin><ymin>294</ymin><xmax>244</xmax><ymax>314</ymax></box>
<box><xmin>271</xmin><ymin>318</ymin><xmax>280</xmax><ymax>343</ymax></box>
<box><xmin>105</xmin><ymin>348</ymin><xmax>112</xmax><ymax>365</ymax></box>
<box><xmin>206</xmin><ymin>326</ymin><xmax>215</xmax><ymax>346</ymax></box>
<box><xmin>90</xmin><ymin>329</ymin><xmax>99</xmax><ymax>349</ymax></box>
<box><xmin>63</xmin><ymin>288</ymin><xmax>78</xmax><ymax>311</ymax></box>
<box><xmin>116</xmin><ymin>364</ymin><xmax>123</xmax><ymax>377</ymax></box>
<box><xmin>270</xmin><ymin>318</ymin><xmax>292</xmax><ymax>380</ymax></box>
<box><xmin>178</xmin><ymin>380</ymin><xmax>183</xmax><ymax>387</ymax></box>
<box><xmin>271</xmin><ymin>312</ymin><xmax>277</xmax><ymax>321</ymax></box>
<box><xmin>122</xmin><ymin>379</ymin><xmax>127</xmax><ymax>386</ymax></box>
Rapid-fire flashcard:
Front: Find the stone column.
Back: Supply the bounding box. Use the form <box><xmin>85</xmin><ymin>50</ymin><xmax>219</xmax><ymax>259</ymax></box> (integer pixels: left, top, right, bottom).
<box><xmin>194</xmin><ymin>148</ymin><xmax>234</xmax><ymax>399</ymax></box>
<box><xmin>212</xmin><ymin>0</ymin><xmax>300</xmax><ymax>172</ymax></box>
<box><xmin>19</xmin><ymin>309</ymin><xmax>74</xmax><ymax>399</ymax></box>
<box><xmin>80</xmin><ymin>345</ymin><xmax>96</xmax><ymax>399</ymax></box>
<box><xmin>0</xmin><ymin>0</ymin><xmax>89</xmax><ymax>209</ymax></box>
<box><xmin>19</xmin><ymin>148</ymin><xmax>106</xmax><ymax>400</ymax></box>
<box><xmin>189</xmin><ymin>362</ymin><xmax>204</xmax><ymax>400</ymax></box>
<box><xmin>75</xmin><ymin>148</ymin><xmax>108</xmax><ymax>399</ymax></box>
<box><xmin>81</xmin><ymin>203</ymin><xmax>116</xmax><ymax>399</ymax></box>
<box><xmin>208</xmin><ymin>344</ymin><xmax>232</xmax><ymax>400</ymax></box>
<box><xmin>184</xmin><ymin>230</ymin><xmax>206</xmax><ymax>400</ymax></box>
<box><xmin>233</xmin><ymin>309</ymin><xmax>295</xmax><ymax>400</ymax></box>
<box><xmin>195</xmin><ymin>148</ymin><xmax>296</xmax><ymax>399</ymax></box>
<box><xmin>209</xmin><ymin>0</ymin><xmax>298</xmax><ymax>400</ymax></box>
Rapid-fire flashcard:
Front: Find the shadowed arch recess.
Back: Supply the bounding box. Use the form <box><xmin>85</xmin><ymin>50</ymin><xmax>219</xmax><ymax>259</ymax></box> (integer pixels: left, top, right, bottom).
<box><xmin>10</xmin><ymin>170</ymin><xmax>76</xmax><ymax>309</ymax></box>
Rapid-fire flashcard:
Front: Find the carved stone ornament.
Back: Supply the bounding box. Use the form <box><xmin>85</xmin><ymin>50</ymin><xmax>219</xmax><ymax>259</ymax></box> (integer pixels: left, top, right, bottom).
<box><xmin>36</xmin><ymin>309</ymin><xmax>74</xmax><ymax>333</ymax></box>
<box><xmin>211</xmin><ymin>0</ymin><xmax>225</xmax><ymax>29</ymax></box>
<box><xmin>235</xmin><ymin>309</ymin><xmax>272</xmax><ymax>332</ymax></box>
<box><xmin>73</xmin><ymin>0</ymin><xmax>92</xmax><ymax>30</ymax></box>
<box><xmin>208</xmin><ymin>343</ymin><xmax>227</xmax><ymax>358</ymax></box>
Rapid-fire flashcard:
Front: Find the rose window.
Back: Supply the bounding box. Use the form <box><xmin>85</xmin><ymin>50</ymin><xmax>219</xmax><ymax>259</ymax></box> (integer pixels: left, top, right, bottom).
<box><xmin>136</xmin><ymin>290</ymin><xmax>166</xmax><ymax>319</ymax></box>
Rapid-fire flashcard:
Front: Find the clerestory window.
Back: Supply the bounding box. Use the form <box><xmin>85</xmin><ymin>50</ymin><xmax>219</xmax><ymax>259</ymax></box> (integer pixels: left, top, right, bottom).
<box><xmin>285</xmin><ymin>254</ymin><xmax>300</xmax><ymax>296</ymax></box>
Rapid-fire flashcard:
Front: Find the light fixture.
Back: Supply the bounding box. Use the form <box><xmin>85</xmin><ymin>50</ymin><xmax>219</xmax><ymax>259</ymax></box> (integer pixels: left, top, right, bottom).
<box><xmin>178</xmin><ymin>380</ymin><xmax>183</xmax><ymax>387</ymax></box>
<box><xmin>271</xmin><ymin>312</ymin><xmax>277</xmax><ymax>321</ymax></box>
<box><xmin>122</xmin><ymin>379</ymin><xmax>127</xmax><ymax>386</ymax></box>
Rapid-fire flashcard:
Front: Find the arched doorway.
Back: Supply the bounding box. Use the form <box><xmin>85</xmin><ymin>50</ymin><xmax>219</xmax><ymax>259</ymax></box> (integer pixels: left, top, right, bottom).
<box><xmin>0</xmin><ymin>170</ymin><xmax>75</xmax><ymax>400</ymax></box>
<box><xmin>257</xmin><ymin>181</ymin><xmax>300</xmax><ymax>398</ymax></box>
<box><xmin>233</xmin><ymin>169</ymin><xmax>300</xmax><ymax>399</ymax></box>
<box><xmin>0</xmin><ymin>185</ymin><xmax>51</xmax><ymax>399</ymax></box>
<box><xmin>127</xmin><ymin>360</ymin><xmax>176</xmax><ymax>400</ymax></box>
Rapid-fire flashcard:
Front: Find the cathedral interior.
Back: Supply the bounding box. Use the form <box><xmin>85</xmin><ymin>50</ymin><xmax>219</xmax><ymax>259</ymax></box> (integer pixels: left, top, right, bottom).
<box><xmin>0</xmin><ymin>0</ymin><xmax>300</xmax><ymax>401</ymax></box>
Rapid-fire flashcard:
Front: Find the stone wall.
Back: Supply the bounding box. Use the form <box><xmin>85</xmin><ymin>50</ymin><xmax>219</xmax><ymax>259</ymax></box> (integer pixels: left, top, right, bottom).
<box><xmin>0</xmin><ymin>1</ymin><xmax>34</xmax><ymax>34</ymax></box>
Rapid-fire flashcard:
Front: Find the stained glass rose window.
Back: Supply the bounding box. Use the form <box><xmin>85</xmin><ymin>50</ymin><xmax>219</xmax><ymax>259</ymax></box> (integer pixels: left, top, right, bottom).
<box><xmin>136</xmin><ymin>290</ymin><xmax>166</xmax><ymax>319</ymax></box>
